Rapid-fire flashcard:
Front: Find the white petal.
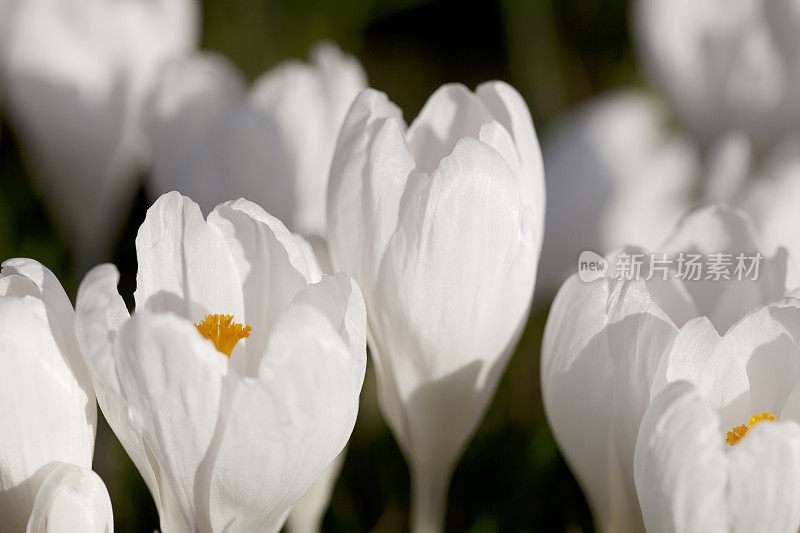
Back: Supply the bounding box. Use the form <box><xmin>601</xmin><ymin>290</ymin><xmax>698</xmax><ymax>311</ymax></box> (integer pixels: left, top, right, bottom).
<box><xmin>0</xmin><ymin>297</ymin><xmax>95</xmax><ymax>529</ymax></box>
<box><xmin>659</xmin><ymin>204</ymin><xmax>794</xmax><ymax>333</ymax></box>
<box><xmin>728</xmin><ymin>421</ymin><xmax>800</xmax><ymax>532</ymax></box>
<box><xmin>371</xmin><ymin>137</ymin><xmax>534</xmax><ymax>472</ymax></box>
<box><xmin>250</xmin><ymin>42</ymin><xmax>365</xmax><ymax>236</ymax></box>
<box><xmin>26</xmin><ymin>463</ymin><xmax>113</xmax><ymax>533</ymax></box>
<box><xmin>76</xmin><ymin>265</ymin><xmax>192</xmax><ymax>532</ymax></box>
<box><xmin>326</xmin><ymin>88</ymin><xmax>416</xmax><ymax>288</ymax></box>
<box><xmin>651</xmin><ymin>316</ymin><xmax>751</xmax><ymax>430</ymax></box>
<box><xmin>476</xmin><ymin>80</ymin><xmax>545</xmax><ymax>223</ymax></box>
<box><xmin>309</xmin><ymin>41</ymin><xmax>367</xmax><ymax>130</ymax></box>
<box><xmin>542</xmin><ymin>273</ymin><xmax>679</xmax><ymax>531</ymax></box>
<box><xmin>208</xmin><ymin>276</ymin><xmax>366</xmax><ymax>532</ymax></box>
<box><xmin>148</xmin><ymin>52</ymin><xmax>246</xmax><ymax>213</ymax></box>
<box><xmin>0</xmin><ymin>258</ymin><xmax>91</xmax><ymax>395</ymax></box>
<box><xmin>76</xmin><ymin>267</ymin><xmax>159</xmax><ymax>483</ymax></box>
<box><xmin>634</xmin><ymin>382</ymin><xmax>728</xmax><ymax>532</ymax></box>
<box><xmin>406</xmin><ymin>83</ymin><xmax>493</xmax><ymax>175</ymax></box>
<box><xmin>148</xmin><ymin>53</ymin><xmax>293</xmax><ymax>223</ymax></box>
<box><xmin>285</xmin><ymin>448</ymin><xmax>346</xmax><ymax>533</ymax></box>
<box><xmin>115</xmin><ymin>310</ymin><xmax>228</xmax><ymax>532</ymax></box>
<box><xmin>724</xmin><ymin>298</ymin><xmax>800</xmax><ymax>417</ymax></box>
<box><xmin>207</xmin><ymin>199</ymin><xmax>321</xmax><ymax>373</ymax></box>
<box><xmin>133</xmin><ymin>192</ymin><xmax>245</xmax><ymax>322</ymax></box>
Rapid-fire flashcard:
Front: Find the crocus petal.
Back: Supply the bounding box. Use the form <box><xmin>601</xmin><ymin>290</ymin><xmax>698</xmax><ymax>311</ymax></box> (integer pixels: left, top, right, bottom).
<box><xmin>148</xmin><ymin>53</ymin><xmax>293</xmax><ymax>223</ymax></box>
<box><xmin>26</xmin><ymin>463</ymin><xmax>113</xmax><ymax>533</ymax></box>
<box><xmin>249</xmin><ymin>42</ymin><xmax>366</xmax><ymax>236</ymax></box>
<box><xmin>728</xmin><ymin>421</ymin><xmax>800</xmax><ymax>532</ymax></box>
<box><xmin>326</xmin><ymin>88</ymin><xmax>417</xmax><ymax>289</ymax></box>
<box><xmin>542</xmin><ymin>271</ymin><xmax>679</xmax><ymax>531</ymax></box>
<box><xmin>406</xmin><ymin>84</ymin><xmax>494</xmax><ymax>176</ymax></box>
<box><xmin>634</xmin><ymin>382</ymin><xmax>728</xmax><ymax>532</ymax></box>
<box><xmin>285</xmin><ymin>449</ymin><xmax>346</xmax><ymax>533</ymax></box>
<box><xmin>371</xmin><ymin>137</ymin><xmax>534</xmax><ymax>470</ymax></box>
<box><xmin>650</xmin><ymin>317</ymin><xmax>751</xmax><ymax>430</ymax></box>
<box><xmin>309</xmin><ymin>41</ymin><xmax>368</xmax><ymax>131</ymax></box>
<box><xmin>133</xmin><ymin>191</ymin><xmax>245</xmax><ymax>322</ymax></box>
<box><xmin>0</xmin><ymin>297</ymin><xmax>95</xmax><ymax>529</ymax></box>
<box><xmin>0</xmin><ymin>258</ymin><xmax>90</xmax><ymax>391</ymax></box>
<box><xmin>76</xmin><ymin>265</ymin><xmax>216</xmax><ymax>533</ymax></box>
<box><xmin>723</xmin><ymin>298</ymin><xmax>800</xmax><ymax>417</ymax></box>
<box><xmin>115</xmin><ymin>311</ymin><xmax>228</xmax><ymax>533</ymax></box>
<box><xmin>659</xmin><ymin>204</ymin><xmax>795</xmax><ymax>333</ymax></box>
<box><xmin>476</xmin><ymin>80</ymin><xmax>546</xmax><ymax>227</ymax></box>
<box><xmin>207</xmin><ymin>275</ymin><xmax>366</xmax><ymax>532</ymax></box>
<box><xmin>207</xmin><ymin>198</ymin><xmax>320</xmax><ymax>373</ymax></box>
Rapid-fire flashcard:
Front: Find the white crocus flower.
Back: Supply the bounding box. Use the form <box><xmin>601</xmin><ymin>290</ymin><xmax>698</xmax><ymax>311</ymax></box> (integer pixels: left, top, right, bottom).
<box><xmin>0</xmin><ymin>0</ymin><xmax>198</xmax><ymax>266</ymax></box>
<box><xmin>542</xmin><ymin>205</ymin><xmax>798</xmax><ymax>532</ymax></box>
<box><xmin>540</xmin><ymin>90</ymin><xmax>698</xmax><ymax>295</ymax></box>
<box><xmin>148</xmin><ymin>42</ymin><xmax>366</xmax><ymax>237</ymax></box>
<box><xmin>636</xmin><ymin>380</ymin><xmax>800</xmax><ymax>532</ymax></box>
<box><xmin>0</xmin><ymin>258</ymin><xmax>96</xmax><ymax>532</ymax></box>
<box><xmin>26</xmin><ymin>463</ymin><xmax>113</xmax><ymax>533</ymax></box>
<box><xmin>326</xmin><ymin>82</ymin><xmax>544</xmax><ymax>532</ymax></box>
<box><xmin>75</xmin><ymin>192</ymin><xmax>367</xmax><ymax>533</ymax></box>
<box><xmin>634</xmin><ymin>0</ymin><xmax>800</xmax><ymax>148</ymax></box>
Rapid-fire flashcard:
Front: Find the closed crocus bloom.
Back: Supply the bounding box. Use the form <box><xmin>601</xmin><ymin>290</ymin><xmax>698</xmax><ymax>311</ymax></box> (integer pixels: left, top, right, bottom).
<box><xmin>540</xmin><ymin>90</ymin><xmax>698</xmax><ymax>295</ymax></box>
<box><xmin>75</xmin><ymin>192</ymin><xmax>367</xmax><ymax>533</ymax></box>
<box><xmin>148</xmin><ymin>42</ymin><xmax>366</xmax><ymax>236</ymax></box>
<box><xmin>26</xmin><ymin>463</ymin><xmax>113</xmax><ymax>533</ymax></box>
<box><xmin>326</xmin><ymin>83</ymin><xmax>544</xmax><ymax>531</ymax></box>
<box><xmin>634</xmin><ymin>0</ymin><xmax>800</xmax><ymax>148</ymax></box>
<box><xmin>542</xmin><ymin>204</ymin><xmax>798</xmax><ymax>532</ymax></box>
<box><xmin>0</xmin><ymin>0</ymin><xmax>198</xmax><ymax>266</ymax></box>
<box><xmin>0</xmin><ymin>258</ymin><xmax>96</xmax><ymax>532</ymax></box>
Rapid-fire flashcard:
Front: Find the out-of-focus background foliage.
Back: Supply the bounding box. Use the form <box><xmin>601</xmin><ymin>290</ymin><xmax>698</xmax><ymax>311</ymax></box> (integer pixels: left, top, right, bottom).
<box><xmin>0</xmin><ymin>0</ymin><xmax>639</xmax><ymax>530</ymax></box>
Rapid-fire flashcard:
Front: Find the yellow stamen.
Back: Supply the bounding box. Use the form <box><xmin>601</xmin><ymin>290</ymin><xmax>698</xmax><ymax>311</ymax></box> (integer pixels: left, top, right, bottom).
<box><xmin>194</xmin><ymin>314</ymin><xmax>252</xmax><ymax>357</ymax></box>
<box><xmin>725</xmin><ymin>412</ymin><xmax>775</xmax><ymax>445</ymax></box>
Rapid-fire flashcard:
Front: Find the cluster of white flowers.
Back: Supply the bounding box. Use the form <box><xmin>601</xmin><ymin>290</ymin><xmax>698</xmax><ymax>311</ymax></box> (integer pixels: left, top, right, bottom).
<box><xmin>4</xmin><ymin>0</ymin><xmax>800</xmax><ymax>531</ymax></box>
<box><xmin>0</xmin><ymin>0</ymin><xmax>543</xmax><ymax>531</ymax></box>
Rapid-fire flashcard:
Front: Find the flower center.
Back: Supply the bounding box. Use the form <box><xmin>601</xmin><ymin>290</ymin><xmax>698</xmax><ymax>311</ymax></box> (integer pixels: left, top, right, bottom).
<box><xmin>725</xmin><ymin>412</ymin><xmax>775</xmax><ymax>445</ymax></box>
<box><xmin>194</xmin><ymin>314</ymin><xmax>252</xmax><ymax>357</ymax></box>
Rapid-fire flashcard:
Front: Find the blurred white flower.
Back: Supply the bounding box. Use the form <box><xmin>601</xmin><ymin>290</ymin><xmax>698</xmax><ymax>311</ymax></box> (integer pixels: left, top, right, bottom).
<box><xmin>0</xmin><ymin>0</ymin><xmax>198</xmax><ymax>266</ymax></box>
<box><xmin>148</xmin><ymin>42</ymin><xmax>366</xmax><ymax>236</ymax></box>
<box><xmin>26</xmin><ymin>462</ymin><xmax>113</xmax><ymax>533</ymax></box>
<box><xmin>727</xmin><ymin>139</ymin><xmax>800</xmax><ymax>263</ymax></box>
<box><xmin>539</xmin><ymin>90</ymin><xmax>698</xmax><ymax>295</ymax></box>
<box><xmin>75</xmin><ymin>192</ymin><xmax>367</xmax><ymax>533</ymax></box>
<box><xmin>636</xmin><ymin>381</ymin><xmax>800</xmax><ymax>532</ymax></box>
<box><xmin>634</xmin><ymin>0</ymin><xmax>800</xmax><ymax>148</ymax></box>
<box><xmin>0</xmin><ymin>258</ymin><xmax>96</xmax><ymax>532</ymax></box>
<box><xmin>326</xmin><ymin>82</ymin><xmax>544</xmax><ymax>531</ymax></box>
<box><xmin>542</xmin><ymin>205</ymin><xmax>798</xmax><ymax>531</ymax></box>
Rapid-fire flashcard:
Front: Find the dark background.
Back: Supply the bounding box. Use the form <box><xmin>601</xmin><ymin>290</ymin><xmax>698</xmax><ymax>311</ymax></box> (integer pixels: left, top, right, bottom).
<box><xmin>0</xmin><ymin>0</ymin><xmax>640</xmax><ymax>530</ymax></box>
